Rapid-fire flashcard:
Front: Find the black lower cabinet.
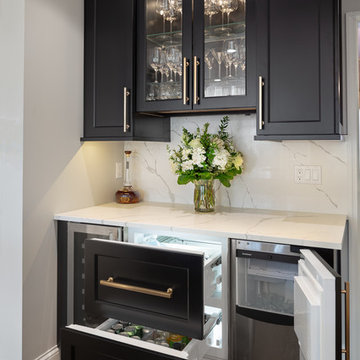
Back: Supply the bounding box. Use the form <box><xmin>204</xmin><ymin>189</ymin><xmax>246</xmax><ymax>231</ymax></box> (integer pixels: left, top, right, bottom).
<box><xmin>254</xmin><ymin>0</ymin><xmax>343</xmax><ymax>140</ymax></box>
<box><xmin>61</xmin><ymin>328</ymin><xmax>177</xmax><ymax>360</ymax></box>
<box><xmin>82</xmin><ymin>0</ymin><xmax>170</xmax><ymax>142</ymax></box>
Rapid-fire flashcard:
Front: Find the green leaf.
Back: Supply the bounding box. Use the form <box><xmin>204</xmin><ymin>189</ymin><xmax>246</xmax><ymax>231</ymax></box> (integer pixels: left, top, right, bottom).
<box><xmin>177</xmin><ymin>174</ymin><xmax>193</xmax><ymax>185</ymax></box>
<box><xmin>199</xmin><ymin>172</ymin><xmax>212</xmax><ymax>180</ymax></box>
<box><xmin>217</xmin><ymin>173</ymin><xmax>231</xmax><ymax>187</ymax></box>
<box><xmin>227</xmin><ymin>169</ymin><xmax>237</xmax><ymax>177</ymax></box>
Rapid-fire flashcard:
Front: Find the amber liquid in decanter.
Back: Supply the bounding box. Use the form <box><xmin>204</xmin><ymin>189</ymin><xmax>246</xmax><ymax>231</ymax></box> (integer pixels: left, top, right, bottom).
<box><xmin>116</xmin><ymin>151</ymin><xmax>140</xmax><ymax>204</ymax></box>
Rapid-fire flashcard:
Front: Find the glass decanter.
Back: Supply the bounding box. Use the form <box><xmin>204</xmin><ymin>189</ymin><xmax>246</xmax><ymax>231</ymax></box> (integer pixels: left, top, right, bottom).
<box><xmin>116</xmin><ymin>151</ymin><xmax>140</xmax><ymax>204</ymax></box>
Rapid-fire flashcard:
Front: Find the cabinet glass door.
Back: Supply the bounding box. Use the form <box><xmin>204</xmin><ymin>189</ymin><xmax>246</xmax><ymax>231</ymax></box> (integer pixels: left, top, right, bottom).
<box><xmin>193</xmin><ymin>0</ymin><xmax>256</xmax><ymax>110</ymax></box>
<box><xmin>204</xmin><ymin>0</ymin><xmax>246</xmax><ymax>98</ymax></box>
<box><xmin>136</xmin><ymin>0</ymin><xmax>193</xmax><ymax>112</ymax></box>
<box><xmin>146</xmin><ymin>0</ymin><xmax>183</xmax><ymax>102</ymax></box>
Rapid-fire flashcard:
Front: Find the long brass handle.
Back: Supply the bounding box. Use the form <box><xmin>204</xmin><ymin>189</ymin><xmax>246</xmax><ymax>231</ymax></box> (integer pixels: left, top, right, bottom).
<box><xmin>342</xmin><ymin>281</ymin><xmax>350</xmax><ymax>360</ymax></box>
<box><xmin>183</xmin><ymin>57</ymin><xmax>189</xmax><ymax>105</ymax></box>
<box><xmin>258</xmin><ymin>76</ymin><xmax>264</xmax><ymax>130</ymax></box>
<box><xmin>123</xmin><ymin>87</ymin><xmax>130</xmax><ymax>133</ymax></box>
<box><xmin>193</xmin><ymin>56</ymin><xmax>200</xmax><ymax>105</ymax></box>
<box><xmin>100</xmin><ymin>277</ymin><xmax>173</xmax><ymax>299</ymax></box>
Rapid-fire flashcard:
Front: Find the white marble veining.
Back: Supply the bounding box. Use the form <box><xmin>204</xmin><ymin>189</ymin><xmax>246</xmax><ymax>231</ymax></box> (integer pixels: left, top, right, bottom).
<box><xmin>54</xmin><ymin>202</ymin><xmax>347</xmax><ymax>249</ymax></box>
<box><xmin>124</xmin><ymin>114</ymin><xmax>348</xmax><ymax>214</ymax></box>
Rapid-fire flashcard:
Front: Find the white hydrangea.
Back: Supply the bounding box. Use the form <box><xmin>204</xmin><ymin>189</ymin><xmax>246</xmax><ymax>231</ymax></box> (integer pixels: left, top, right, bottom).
<box><xmin>181</xmin><ymin>148</ymin><xmax>191</xmax><ymax>161</ymax></box>
<box><xmin>181</xmin><ymin>160</ymin><xmax>194</xmax><ymax>171</ymax></box>
<box><xmin>189</xmin><ymin>138</ymin><xmax>202</xmax><ymax>149</ymax></box>
<box><xmin>192</xmin><ymin>147</ymin><xmax>206</xmax><ymax>167</ymax></box>
<box><xmin>212</xmin><ymin>149</ymin><xmax>230</xmax><ymax>170</ymax></box>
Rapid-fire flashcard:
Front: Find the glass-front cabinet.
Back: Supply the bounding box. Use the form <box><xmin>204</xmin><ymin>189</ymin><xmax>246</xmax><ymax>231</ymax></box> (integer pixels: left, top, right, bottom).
<box><xmin>136</xmin><ymin>0</ymin><xmax>256</xmax><ymax>113</ymax></box>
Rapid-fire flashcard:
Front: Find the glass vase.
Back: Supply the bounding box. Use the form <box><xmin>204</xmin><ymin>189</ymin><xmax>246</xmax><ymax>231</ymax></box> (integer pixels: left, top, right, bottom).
<box><xmin>193</xmin><ymin>179</ymin><xmax>215</xmax><ymax>212</ymax></box>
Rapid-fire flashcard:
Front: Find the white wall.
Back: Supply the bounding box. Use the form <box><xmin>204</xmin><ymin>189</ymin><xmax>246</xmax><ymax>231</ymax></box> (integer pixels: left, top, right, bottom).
<box><xmin>22</xmin><ymin>0</ymin><xmax>123</xmax><ymax>359</ymax></box>
<box><xmin>125</xmin><ymin>115</ymin><xmax>349</xmax><ymax>214</ymax></box>
<box><xmin>0</xmin><ymin>1</ymin><xmax>25</xmax><ymax>359</ymax></box>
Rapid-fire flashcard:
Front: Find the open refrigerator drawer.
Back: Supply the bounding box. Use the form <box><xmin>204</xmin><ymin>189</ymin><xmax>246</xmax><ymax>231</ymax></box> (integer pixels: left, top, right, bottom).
<box><xmin>85</xmin><ymin>231</ymin><xmax>222</xmax><ymax>340</ymax></box>
<box><xmin>64</xmin><ymin>311</ymin><xmax>221</xmax><ymax>360</ymax></box>
<box><xmin>59</xmin><ymin>223</ymin><xmax>227</xmax><ymax>360</ymax></box>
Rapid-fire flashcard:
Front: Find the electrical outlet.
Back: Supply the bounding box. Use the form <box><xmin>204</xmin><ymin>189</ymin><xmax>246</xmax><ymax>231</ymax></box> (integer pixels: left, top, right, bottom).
<box><xmin>115</xmin><ymin>162</ymin><xmax>122</xmax><ymax>179</ymax></box>
<box><xmin>295</xmin><ymin>166</ymin><xmax>321</xmax><ymax>184</ymax></box>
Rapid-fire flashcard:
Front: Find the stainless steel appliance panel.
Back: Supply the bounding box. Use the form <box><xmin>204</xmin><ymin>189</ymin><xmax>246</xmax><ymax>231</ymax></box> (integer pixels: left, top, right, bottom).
<box><xmin>67</xmin><ymin>222</ymin><xmax>122</xmax><ymax>326</ymax></box>
<box><xmin>230</xmin><ymin>239</ymin><xmax>300</xmax><ymax>360</ymax></box>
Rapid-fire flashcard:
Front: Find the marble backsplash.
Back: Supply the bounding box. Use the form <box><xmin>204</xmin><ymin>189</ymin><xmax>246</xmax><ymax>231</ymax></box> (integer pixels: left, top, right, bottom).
<box><xmin>125</xmin><ymin>114</ymin><xmax>348</xmax><ymax>214</ymax></box>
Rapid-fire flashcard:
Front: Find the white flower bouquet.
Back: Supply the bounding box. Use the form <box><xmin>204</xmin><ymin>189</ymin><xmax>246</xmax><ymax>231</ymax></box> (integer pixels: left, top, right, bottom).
<box><xmin>168</xmin><ymin>116</ymin><xmax>244</xmax><ymax>187</ymax></box>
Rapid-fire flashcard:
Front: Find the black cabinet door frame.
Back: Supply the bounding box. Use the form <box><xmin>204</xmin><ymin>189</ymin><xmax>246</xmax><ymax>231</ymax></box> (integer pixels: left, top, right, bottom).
<box><xmin>84</xmin><ymin>0</ymin><xmax>134</xmax><ymax>139</ymax></box>
<box><xmin>136</xmin><ymin>0</ymin><xmax>193</xmax><ymax>113</ymax></box>
<box><xmin>255</xmin><ymin>0</ymin><xmax>342</xmax><ymax>138</ymax></box>
<box><xmin>192</xmin><ymin>0</ymin><xmax>257</xmax><ymax>110</ymax></box>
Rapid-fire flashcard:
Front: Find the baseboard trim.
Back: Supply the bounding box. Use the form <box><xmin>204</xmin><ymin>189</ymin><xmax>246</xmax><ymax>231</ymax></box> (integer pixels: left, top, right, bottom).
<box><xmin>34</xmin><ymin>346</ymin><xmax>60</xmax><ymax>360</ymax></box>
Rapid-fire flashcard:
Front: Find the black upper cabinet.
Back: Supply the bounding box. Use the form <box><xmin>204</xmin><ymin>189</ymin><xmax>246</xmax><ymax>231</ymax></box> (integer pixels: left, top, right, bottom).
<box><xmin>255</xmin><ymin>0</ymin><xmax>343</xmax><ymax>140</ymax></box>
<box><xmin>136</xmin><ymin>0</ymin><xmax>256</xmax><ymax>114</ymax></box>
<box><xmin>83</xmin><ymin>0</ymin><xmax>170</xmax><ymax>142</ymax></box>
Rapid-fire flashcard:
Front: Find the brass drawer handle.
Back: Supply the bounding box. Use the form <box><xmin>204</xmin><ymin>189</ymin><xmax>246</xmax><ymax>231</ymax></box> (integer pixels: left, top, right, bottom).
<box><xmin>100</xmin><ymin>277</ymin><xmax>173</xmax><ymax>299</ymax></box>
<box><xmin>258</xmin><ymin>76</ymin><xmax>264</xmax><ymax>130</ymax></box>
<box><xmin>124</xmin><ymin>87</ymin><xmax>130</xmax><ymax>133</ymax></box>
<box><xmin>193</xmin><ymin>56</ymin><xmax>200</xmax><ymax>105</ymax></box>
<box><xmin>342</xmin><ymin>281</ymin><xmax>350</xmax><ymax>360</ymax></box>
<box><xmin>183</xmin><ymin>57</ymin><xmax>190</xmax><ymax>105</ymax></box>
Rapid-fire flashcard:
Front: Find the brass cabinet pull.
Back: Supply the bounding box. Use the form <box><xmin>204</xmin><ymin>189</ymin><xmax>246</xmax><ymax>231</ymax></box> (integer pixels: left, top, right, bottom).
<box><xmin>193</xmin><ymin>56</ymin><xmax>200</xmax><ymax>105</ymax></box>
<box><xmin>100</xmin><ymin>277</ymin><xmax>173</xmax><ymax>299</ymax></box>
<box><xmin>183</xmin><ymin>57</ymin><xmax>190</xmax><ymax>105</ymax></box>
<box><xmin>123</xmin><ymin>87</ymin><xmax>130</xmax><ymax>133</ymax></box>
<box><xmin>258</xmin><ymin>76</ymin><xmax>264</xmax><ymax>130</ymax></box>
<box><xmin>342</xmin><ymin>281</ymin><xmax>350</xmax><ymax>360</ymax></box>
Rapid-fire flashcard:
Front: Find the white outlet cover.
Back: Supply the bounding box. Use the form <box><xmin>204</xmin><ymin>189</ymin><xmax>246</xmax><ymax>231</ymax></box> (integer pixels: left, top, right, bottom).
<box><xmin>295</xmin><ymin>166</ymin><xmax>321</xmax><ymax>184</ymax></box>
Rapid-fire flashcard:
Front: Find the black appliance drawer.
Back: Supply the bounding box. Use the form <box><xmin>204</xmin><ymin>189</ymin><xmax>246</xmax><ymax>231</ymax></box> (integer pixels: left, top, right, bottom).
<box><xmin>61</xmin><ymin>327</ymin><xmax>179</xmax><ymax>360</ymax></box>
<box><xmin>62</xmin><ymin>318</ymin><xmax>214</xmax><ymax>360</ymax></box>
<box><xmin>85</xmin><ymin>239</ymin><xmax>211</xmax><ymax>339</ymax></box>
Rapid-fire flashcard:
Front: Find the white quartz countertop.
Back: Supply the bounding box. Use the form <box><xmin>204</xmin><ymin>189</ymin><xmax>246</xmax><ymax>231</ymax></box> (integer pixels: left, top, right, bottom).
<box><xmin>54</xmin><ymin>202</ymin><xmax>347</xmax><ymax>250</ymax></box>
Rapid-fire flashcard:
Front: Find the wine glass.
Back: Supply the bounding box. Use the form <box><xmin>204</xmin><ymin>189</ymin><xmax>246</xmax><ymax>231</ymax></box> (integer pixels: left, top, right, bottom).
<box><xmin>223</xmin><ymin>40</ymin><xmax>238</xmax><ymax>78</ymax></box>
<box><xmin>172</xmin><ymin>47</ymin><xmax>182</xmax><ymax>81</ymax></box>
<box><xmin>204</xmin><ymin>0</ymin><xmax>219</xmax><ymax>27</ymax></box>
<box><xmin>224</xmin><ymin>0</ymin><xmax>239</xmax><ymax>25</ymax></box>
<box><xmin>211</xmin><ymin>48</ymin><xmax>223</xmax><ymax>81</ymax></box>
<box><xmin>232</xmin><ymin>51</ymin><xmax>241</xmax><ymax>77</ymax></box>
<box><xmin>204</xmin><ymin>49</ymin><xmax>215</xmax><ymax>80</ymax></box>
<box><xmin>165</xmin><ymin>0</ymin><xmax>181</xmax><ymax>33</ymax></box>
<box><xmin>156</xmin><ymin>0</ymin><xmax>168</xmax><ymax>33</ymax></box>
<box><xmin>175</xmin><ymin>54</ymin><xmax>182</xmax><ymax>82</ymax></box>
<box><xmin>159</xmin><ymin>49</ymin><xmax>168</xmax><ymax>83</ymax></box>
<box><xmin>214</xmin><ymin>0</ymin><xmax>238</xmax><ymax>33</ymax></box>
<box><xmin>166</xmin><ymin>46</ymin><xmax>180</xmax><ymax>82</ymax></box>
<box><xmin>149</xmin><ymin>47</ymin><xmax>162</xmax><ymax>83</ymax></box>
<box><xmin>171</xmin><ymin>0</ymin><xmax>183</xmax><ymax>37</ymax></box>
<box><xmin>238</xmin><ymin>38</ymin><xmax>246</xmax><ymax>71</ymax></box>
